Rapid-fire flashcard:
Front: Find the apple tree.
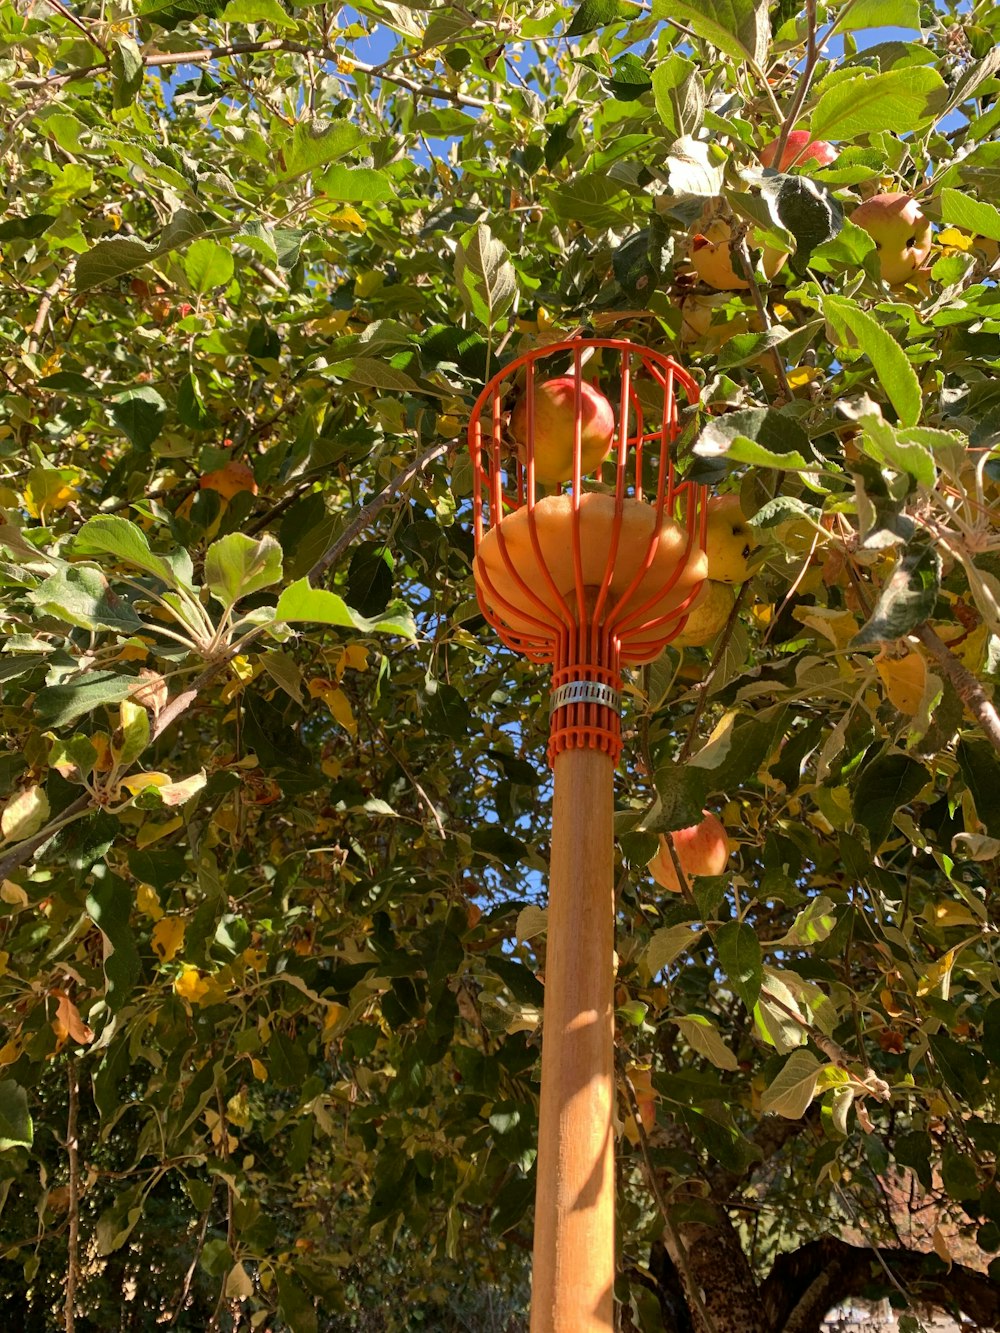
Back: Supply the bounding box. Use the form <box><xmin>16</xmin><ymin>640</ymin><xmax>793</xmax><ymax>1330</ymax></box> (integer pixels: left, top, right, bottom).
<box><xmin>1</xmin><ymin>0</ymin><xmax>1000</xmax><ymax>1330</ymax></box>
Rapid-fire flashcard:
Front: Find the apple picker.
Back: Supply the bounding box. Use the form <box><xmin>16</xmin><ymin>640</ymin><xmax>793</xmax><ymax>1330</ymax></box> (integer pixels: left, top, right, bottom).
<box><xmin>467</xmin><ymin>338</ymin><xmax>712</xmax><ymax>1331</ymax></box>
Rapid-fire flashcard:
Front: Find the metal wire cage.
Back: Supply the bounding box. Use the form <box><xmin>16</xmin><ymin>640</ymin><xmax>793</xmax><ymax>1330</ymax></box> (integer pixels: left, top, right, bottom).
<box><xmin>468</xmin><ymin>338</ymin><xmax>709</xmax><ymax>763</ymax></box>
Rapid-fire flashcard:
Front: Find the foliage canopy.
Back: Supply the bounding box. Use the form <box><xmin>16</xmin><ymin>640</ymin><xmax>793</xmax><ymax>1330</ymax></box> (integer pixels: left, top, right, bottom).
<box><xmin>2</xmin><ymin>0</ymin><xmax>1000</xmax><ymax>1329</ymax></box>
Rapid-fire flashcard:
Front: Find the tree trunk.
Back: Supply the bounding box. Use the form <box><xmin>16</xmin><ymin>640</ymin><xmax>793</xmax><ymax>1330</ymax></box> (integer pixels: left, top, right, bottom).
<box><xmin>651</xmin><ymin>1205</ymin><xmax>766</xmax><ymax>1333</ymax></box>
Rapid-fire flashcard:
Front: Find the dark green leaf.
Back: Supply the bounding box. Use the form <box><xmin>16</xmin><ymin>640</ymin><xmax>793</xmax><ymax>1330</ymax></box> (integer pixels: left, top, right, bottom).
<box><xmin>852</xmin><ymin>541</ymin><xmax>941</xmax><ymax>646</ymax></box>
<box><xmin>715</xmin><ymin>921</ymin><xmax>762</xmax><ymax>1011</ymax></box>
<box><xmin>956</xmin><ymin>740</ymin><xmax>1000</xmax><ymax>839</ymax></box>
<box><xmin>566</xmin><ymin>0</ymin><xmax>641</xmax><ymax>36</ymax></box>
<box><xmin>851</xmin><ymin>750</ymin><xmax>929</xmax><ymax>849</ymax></box>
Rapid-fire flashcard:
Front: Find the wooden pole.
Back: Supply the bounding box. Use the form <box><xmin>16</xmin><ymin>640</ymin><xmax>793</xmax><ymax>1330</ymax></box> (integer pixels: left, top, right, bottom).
<box><xmin>531</xmin><ymin>744</ymin><xmax>616</xmax><ymax>1333</ymax></box>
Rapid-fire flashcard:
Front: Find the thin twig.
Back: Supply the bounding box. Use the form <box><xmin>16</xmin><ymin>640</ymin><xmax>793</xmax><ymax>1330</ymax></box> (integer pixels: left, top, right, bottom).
<box><xmin>65</xmin><ymin>1059</ymin><xmax>79</xmax><ymax>1333</ymax></box>
<box><xmin>731</xmin><ymin>233</ymin><xmax>792</xmax><ymax>404</ymax></box>
<box><xmin>13</xmin><ymin>40</ymin><xmax>500</xmax><ymax>111</ymax></box>
<box><xmin>27</xmin><ymin>261</ymin><xmax>76</xmax><ymax>357</ymax></box>
<box><xmin>619</xmin><ymin>1058</ymin><xmax>720</xmax><ymax>1333</ymax></box>
<box><xmin>771</xmin><ymin>0</ymin><xmax>818</xmax><ymax>168</ymax></box>
<box><xmin>308</xmin><ymin>440</ymin><xmax>451</xmax><ymax>581</ymax></box>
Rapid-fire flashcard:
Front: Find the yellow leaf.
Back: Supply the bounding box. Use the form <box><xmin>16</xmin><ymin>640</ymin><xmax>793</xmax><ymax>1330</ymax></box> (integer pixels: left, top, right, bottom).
<box><xmin>932</xmin><ymin>1226</ymin><xmax>952</xmax><ymax>1266</ymax></box>
<box><xmin>221</xmin><ymin>655</ymin><xmax>259</xmax><ymax>703</ymax></box>
<box><xmin>334</xmin><ymin>644</ymin><xmax>369</xmax><ymax>680</ymax></box>
<box><xmin>151</xmin><ymin>916</ymin><xmax>186</xmax><ymax>963</ymax></box>
<box><xmin>917</xmin><ymin>948</ymin><xmax>957</xmax><ymax>999</ymax></box>
<box><xmin>121</xmin><ymin>772</ymin><xmax>171</xmax><ymax>795</ymax></box>
<box><xmin>0</xmin><ymin>880</ymin><xmax>28</xmax><ymax>908</ymax></box>
<box><xmin>0</xmin><ymin>1039</ymin><xmax>21</xmax><ymax>1066</ymax></box>
<box><xmin>136</xmin><ymin>883</ymin><xmax>163</xmax><ymax>921</ymax></box>
<box><xmin>321</xmin><ymin>756</ymin><xmax>342</xmax><ymax>780</ymax></box>
<box><xmin>242</xmin><ymin>948</ymin><xmax>267</xmax><ymax>971</ymax></box>
<box><xmin>875</xmin><ymin>648</ymin><xmax>927</xmax><ymax>716</ymax></box>
<box><xmin>174</xmin><ymin>966</ymin><xmax>228</xmax><ymax>1006</ymax></box>
<box><xmin>786</xmin><ymin>365</ymin><xmax>823</xmax><ymax>388</ymax></box>
<box><xmin>327</xmin><ymin>206</ymin><xmax>366</xmax><ymax>234</ymax></box>
<box><xmin>1</xmin><ymin>786</ymin><xmax>50</xmax><ymax>844</ymax></box>
<box><xmin>24</xmin><ymin>467</ymin><xmax>79</xmax><ymax>519</ymax></box>
<box><xmin>932</xmin><ymin>901</ymin><xmax>980</xmax><ymax>928</ymax></box>
<box><xmin>308</xmin><ymin>679</ymin><xmax>356</xmax><ymax>734</ymax></box>
<box><xmin>136</xmin><ymin>815</ymin><xmax>184</xmax><ymax>849</ymax></box>
<box><xmin>250</xmin><ymin>1057</ymin><xmax>268</xmax><ymax>1081</ymax></box>
<box><xmin>937</xmin><ymin>226</ymin><xmax>974</xmax><ymax>252</ymax></box>
<box><xmin>227</xmin><ymin>1089</ymin><xmax>251</xmax><ymax>1127</ymax></box>
<box><xmin>0</xmin><ymin>951</ymin><xmax>8</xmax><ymax>976</ymax></box>
<box><xmin>323</xmin><ymin>1003</ymin><xmax>348</xmax><ymax>1038</ymax></box>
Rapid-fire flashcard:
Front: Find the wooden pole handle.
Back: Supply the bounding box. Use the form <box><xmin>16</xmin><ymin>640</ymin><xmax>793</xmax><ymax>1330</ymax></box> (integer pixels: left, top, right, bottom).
<box><xmin>530</xmin><ymin>745</ymin><xmax>616</xmax><ymax>1333</ymax></box>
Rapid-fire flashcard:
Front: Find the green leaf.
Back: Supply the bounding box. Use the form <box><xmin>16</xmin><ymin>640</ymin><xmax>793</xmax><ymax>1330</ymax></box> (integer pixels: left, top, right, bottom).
<box><xmin>184</xmin><ymin>238</ymin><xmax>234</xmax><ymax>294</ymax></box>
<box><xmin>831</xmin><ymin>0</ymin><xmax>919</xmax><ymax>30</ymax></box>
<box><xmin>760</xmin><ymin>1049</ymin><xmax>823</xmax><ymax>1119</ymax></box>
<box><xmin>317</xmin><ymin>164</ymin><xmax>395</xmax><ymax>203</ymax></box>
<box><xmin>0</xmin><ymin>1081</ymin><xmax>33</xmax><ymax>1151</ymax></box>
<box><xmin>275</xmin><ymin>1269</ymin><xmax>318</xmax><ymax>1333</ymax></box>
<box><xmin>274</xmin><ymin>578</ymin><xmax>416</xmax><ymax>638</ymax></box>
<box><xmin>852</xmin><ymin>750</ymin><xmax>929</xmax><ymax>849</ymax></box>
<box><xmin>282</xmin><ymin>120</ymin><xmax>367</xmax><ymax>178</ymax></box>
<box><xmin>774</xmin><ymin>896</ymin><xmax>837</xmax><ymax>949</ymax></box>
<box><xmin>860</xmin><ymin>417</ymin><xmax>936</xmax><ymax>488</ymax></box>
<box><xmin>810</xmin><ymin>69</ymin><xmax>947</xmax><ymax>142</ymax></box>
<box><xmin>86</xmin><ymin>876</ymin><xmax>142</xmax><ymax>1011</ymax></box>
<box><xmin>0</xmin><ymin>214</ymin><xmax>55</xmax><ymax>240</ymax></box>
<box><xmin>73</xmin><ymin>517</ymin><xmax>180</xmax><ymax>586</ymax></box>
<box><xmin>645</xmin><ymin>924</ymin><xmax>703</xmax><ymax>976</ymax></box>
<box><xmin>822</xmin><ymin>294</ymin><xmax>922</xmax><ymax>427</ymax></box>
<box><xmin>852</xmin><ymin>542</ymin><xmax>941</xmax><ymax>646</ymax></box>
<box><xmin>715</xmin><ymin>920</ymin><xmax>762</xmax><ymax>1011</ymax></box>
<box><xmin>74</xmin><ymin>210</ymin><xmax>205</xmax><ymax>290</ymax></box>
<box><xmin>940</xmin><ymin>188</ymin><xmax>1000</xmax><ymax>243</ymax></box>
<box><xmin>695</xmin><ymin>408</ymin><xmax>812</xmax><ymax>469</ymax></box>
<box><xmin>35</xmin><ymin>673</ymin><xmax>139</xmax><ymax>728</ymax></box>
<box><xmin>672</xmin><ymin>1014</ymin><xmax>739</xmax><ymax>1071</ymax></box>
<box><xmin>29</xmin><ymin>566</ymin><xmax>144</xmax><ymax>634</ymax></box>
<box><xmin>956</xmin><ymin>740</ymin><xmax>1000</xmax><ymax>840</ymax></box>
<box><xmin>651</xmin><ymin>54</ymin><xmax>705</xmax><ymax>141</ymax></box>
<box><xmin>650</xmin><ymin>0</ymin><xmax>768</xmax><ymax>70</ymax></box>
<box><xmin>110</xmin><ymin>35</ymin><xmax>144</xmax><ymax>110</ymax></box>
<box><xmin>566</xmin><ymin>0</ymin><xmax>641</xmax><ymax>35</ymax></box>
<box><xmin>205</xmin><ymin>533</ymin><xmax>283</xmax><ymax>608</ymax></box>
<box><xmin>455</xmin><ymin>223</ymin><xmax>516</xmax><ymax>329</ymax></box>
<box><xmin>221</xmin><ymin>0</ymin><xmax>297</xmax><ymax>27</ymax></box>
<box><xmin>765</xmin><ymin>175</ymin><xmax>842</xmax><ymax>267</ymax></box>
<box><xmin>928</xmin><ymin>1032</ymin><xmax>986</xmax><ymax>1111</ymax></box>
<box><xmin>110</xmin><ymin>386</ymin><xmax>167</xmax><ymax>451</ymax></box>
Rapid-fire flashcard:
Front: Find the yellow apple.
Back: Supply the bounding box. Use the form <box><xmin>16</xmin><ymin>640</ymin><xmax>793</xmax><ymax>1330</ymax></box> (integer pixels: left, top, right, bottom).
<box><xmin>647</xmin><ymin>812</ymin><xmax>731</xmax><ymax>893</ymax></box>
<box><xmin>672</xmin><ymin>580</ymin><xmax>735</xmax><ymax>647</ymax></box>
<box><xmin>851</xmin><ymin>193</ymin><xmax>932</xmax><ymax>286</ymax></box>
<box><xmin>509</xmin><ymin>376</ymin><xmax>615</xmax><ymax>484</ymax></box>
<box><xmin>704</xmin><ymin>495</ymin><xmax>755</xmax><ymax>583</ymax></box>
<box><xmin>689</xmin><ymin>217</ymin><xmax>787</xmax><ymax>292</ymax></box>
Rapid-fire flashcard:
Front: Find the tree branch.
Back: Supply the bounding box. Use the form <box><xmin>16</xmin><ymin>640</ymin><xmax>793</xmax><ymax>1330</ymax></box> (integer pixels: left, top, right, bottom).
<box><xmin>308</xmin><ymin>440</ymin><xmax>452</xmax><ymax>582</ymax></box>
<box><xmin>914</xmin><ymin>621</ymin><xmax>1000</xmax><ymax>755</ymax></box>
<box><xmin>763</xmin><ymin>1237</ymin><xmax>1000</xmax><ymax>1333</ymax></box>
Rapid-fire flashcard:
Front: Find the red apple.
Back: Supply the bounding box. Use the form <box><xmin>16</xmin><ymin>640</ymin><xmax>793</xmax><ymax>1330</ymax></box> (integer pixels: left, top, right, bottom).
<box><xmin>851</xmin><ymin>193</ymin><xmax>932</xmax><ymax>286</ymax></box>
<box><xmin>510</xmin><ymin>376</ymin><xmax>615</xmax><ymax>485</ymax></box>
<box><xmin>647</xmin><ymin>812</ymin><xmax>731</xmax><ymax>893</ymax></box>
<box><xmin>760</xmin><ymin>131</ymin><xmax>837</xmax><ymax>172</ymax></box>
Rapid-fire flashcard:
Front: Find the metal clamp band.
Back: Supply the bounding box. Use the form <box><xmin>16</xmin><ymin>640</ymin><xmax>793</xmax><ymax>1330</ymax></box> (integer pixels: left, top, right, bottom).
<box><xmin>550</xmin><ymin>680</ymin><xmax>622</xmax><ymax>715</ymax></box>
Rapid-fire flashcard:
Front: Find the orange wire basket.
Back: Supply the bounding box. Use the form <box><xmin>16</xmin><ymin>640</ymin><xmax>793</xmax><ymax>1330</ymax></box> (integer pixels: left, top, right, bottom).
<box><xmin>468</xmin><ymin>338</ymin><xmax>708</xmax><ymax>765</ymax></box>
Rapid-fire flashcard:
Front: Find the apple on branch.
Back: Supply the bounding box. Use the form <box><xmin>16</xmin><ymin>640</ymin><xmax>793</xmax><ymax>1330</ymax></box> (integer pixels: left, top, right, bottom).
<box><xmin>688</xmin><ymin>215</ymin><xmax>787</xmax><ymax>292</ymax></box>
<box><xmin>851</xmin><ymin>193</ymin><xmax>932</xmax><ymax>286</ymax></box>
<box><xmin>760</xmin><ymin>131</ymin><xmax>837</xmax><ymax>171</ymax></box>
<box><xmin>647</xmin><ymin>812</ymin><xmax>731</xmax><ymax>894</ymax></box>
<box><xmin>704</xmin><ymin>495</ymin><xmax>756</xmax><ymax>583</ymax></box>
<box><xmin>509</xmin><ymin>376</ymin><xmax>615</xmax><ymax>485</ymax></box>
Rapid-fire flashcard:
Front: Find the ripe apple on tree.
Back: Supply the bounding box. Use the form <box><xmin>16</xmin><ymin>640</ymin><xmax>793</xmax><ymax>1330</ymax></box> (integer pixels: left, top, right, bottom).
<box><xmin>688</xmin><ymin>215</ymin><xmax>787</xmax><ymax>292</ymax></box>
<box><xmin>760</xmin><ymin>131</ymin><xmax>837</xmax><ymax>172</ymax></box>
<box><xmin>851</xmin><ymin>193</ymin><xmax>932</xmax><ymax>286</ymax></box>
<box><xmin>704</xmin><ymin>495</ymin><xmax>756</xmax><ymax>583</ymax></box>
<box><xmin>509</xmin><ymin>376</ymin><xmax>615</xmax><ymax>485</ymax></box>
<box><xmin>647</xmin><ymin>812</ymin><xmax>731</xmax><ymax>893</ymax></box>
<box><xmin>672</xmin><ymin>580</ymin><xmax>735</xmax><ymax>647</ymax></box>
